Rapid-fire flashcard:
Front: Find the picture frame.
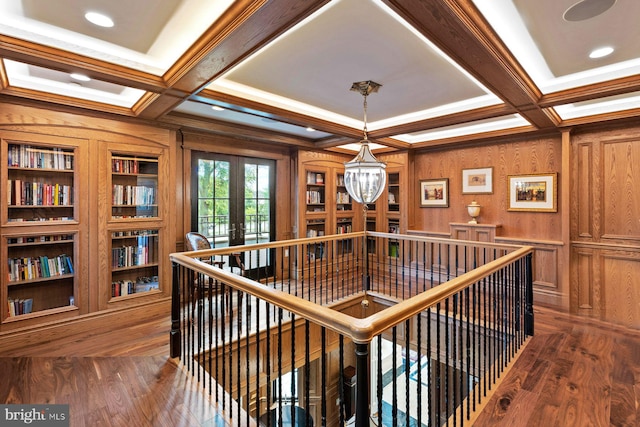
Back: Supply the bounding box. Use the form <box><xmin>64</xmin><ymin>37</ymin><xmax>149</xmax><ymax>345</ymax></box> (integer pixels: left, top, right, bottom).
<box><xmin>420</xmin><ymin>178</ymin><xmax>449</xmax><ymax>207</ymax></box>
<box><xmin>462</xmin><ymin>167</ymin><xmax>493</xmax><ymax>194</ymax></box>
<box><xmin>507</xmin><ymin>173</ymin><xmax>557</xmax><ymax>212</ymax></box>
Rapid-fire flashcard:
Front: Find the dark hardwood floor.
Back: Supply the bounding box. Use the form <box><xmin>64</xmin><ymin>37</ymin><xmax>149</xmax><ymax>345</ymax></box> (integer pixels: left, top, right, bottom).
<box><xmin>1</xmin><ymin>305</ymin><xmax>638</xmax><ymax>426</ymax></box>
<box><xmin>475</xmin><ymin>305</ymin><xmax>640</xmax><ymax>427</ymax></box>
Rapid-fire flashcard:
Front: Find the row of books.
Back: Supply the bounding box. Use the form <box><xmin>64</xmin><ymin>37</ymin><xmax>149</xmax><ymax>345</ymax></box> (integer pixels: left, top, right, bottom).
<box><xmin>7</xmin><ymin>180</ymin><xmax>73</xmax><ymax>206</ymax></box>
<box><xmin>306</xmin><ymin>172</ymin><xmax>324</xmax><ymax>185</ymax></box>
<box><xmin>111</xmin><ymin>235</ymin><xmax>157</xmax><ymax>268</ymax></box>
<box><xmin>337</xmin><ymin>192</ymin><xmax>351</xmax><ymax>204</ymax></box>
<box><xmin>7</xmin><ymin>298</ymin><xmax>33</xmax><ymax>317</ymax></box>
<box><xmin>7</xmin><ymin>234</ymin><xmax>73</xmax><ymax>245</ymax></box>
<box><xmin>112</xmin><ymin>229</ymin><xmax>157</xmax><ymax>238</ymax></box>
<box><xmin>111</xmin><ymin>276</ymin><xmax>159</xmax><ymax>297</ymax></box>
<box><xmin>306</xmin><ymin>229</ymin><xmax>325</xmax><ymax>237</ymax></box>
<box><xmin>337</xmin><ymin>224</ymin><xmax>352</xmax><ymax>234</ymax></box>
<box><xmin>7</xmin><ymin>217</ymin><xmax>73</xmax><ymax>222</ymax></box>
<box><xmin>112</xmin><ymin>184</ymin><xmax>156</xmax><ymax>206</ymax></box>
<box><xmin>8</xmin><ymin>144</ymin><xmax>73</xmax><ymax>170</ymax></box>
<box><xmin>7</xmin><ymin>254</ymin><xmax>74</xmax><ymax>282</ymax></box>
<box><xmin>306</xmin><ymin>190</ymin><xmax>323</xmax><ymax>204</ymax></box>
<box><xmin>112</xmin><ymin>158</ymin><xmax>156</xmax><ymax>174</ymax></box>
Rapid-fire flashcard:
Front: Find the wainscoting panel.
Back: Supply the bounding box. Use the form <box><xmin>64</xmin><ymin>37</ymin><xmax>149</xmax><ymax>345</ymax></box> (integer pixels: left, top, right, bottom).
<box><xmin>601</xmin><ymin>251</ymin><xmax>640</xmax><ymax>329</ymax></box>
<box><xmin>496</xmin><ymin>238</ymin><xmax>563</xmax><ymax>307</ymax></box>
<box><xmin>571</xmin><ymin>125</ymin><xmax>640</xmax><ymax>329</ymax></box>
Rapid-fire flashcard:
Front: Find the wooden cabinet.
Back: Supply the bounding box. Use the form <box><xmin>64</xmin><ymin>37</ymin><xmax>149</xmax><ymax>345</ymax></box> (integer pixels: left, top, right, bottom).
<box><xmin>1</xmin><ymin>131</ymin><xmax>87</xmax><ymax>329</ymax></box>
<box><xmin>99</xmin><ymin>144</ymin><xmax>169</xmax><ymax>310</ymax></box>
<box><xmin>0</xmin><ymin>104</ymin><xmax>175</xmax><ymax>332</ymax></box>
<box><xmin>449</xmin><ymin>222</ymin><xmax>502</xmax><ymax>242</ymax></box>
<box><xmin>4</xmin><ymin>232</ymin><xmax>77</xmax><ymax>319</ymax></box>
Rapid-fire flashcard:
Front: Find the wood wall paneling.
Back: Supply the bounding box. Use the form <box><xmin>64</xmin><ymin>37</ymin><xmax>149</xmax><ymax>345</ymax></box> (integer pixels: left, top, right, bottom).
<box><xmin>602</xmin><ymin>138</ymin><xmax>640</xmax><ymax>240</ymax></box>
<box><xmin>413</xmin><ymin>137</ymin><xmax>562</xmax><ymax>240</ymax></box>
<box><xmin>601</xmin><ymin>251</ymin><xmax>640</xmax><ymax>329</ymax></box>
<box><xmin>571</xmin><ymin>125</ymin><xmax>640</xmax><ymax>329</ymax></box>
<box><xmin>577</xmin><ymin>142</ymin><xmax>593</xmax><ymax>238</ymax></box>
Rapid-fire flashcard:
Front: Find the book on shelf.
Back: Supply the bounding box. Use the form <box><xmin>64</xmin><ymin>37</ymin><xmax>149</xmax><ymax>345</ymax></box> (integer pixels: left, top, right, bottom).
<box><xmin>8</xmin><ymin>180</ymin><xmax>73</xmax><ymax>206</ymax></box>
<box><xmin>305</xmin><ymin>190</ymin><xmax>323</xmax><ymax>204</ymax></box>
<box><xmin>111</xmin><ymin>235</ymin><xmax>156</xmax><ymax>268</ymax></box>
<box><xmin>112</xmin><ymin>184</ymin><xmax>156</xmax><ymax>206</ymax></box>
<box><xmin>7</xmin><ymin>298</ymin><xmax>33</xmax><ymax>317</ymax></box>
<box><xmin>306</xmin><ymin>171</ymin><xmax>325</xmax><ymax>185</ymax></box>
<box><xmin>8</xmin><ymin>144</ymin><xmax>73</xmax><ymax>171</ymax></box>
<box><xmin>7</xmin><ymin>254</ymin><xmax>74</xmax><ymax>282</ymax></box>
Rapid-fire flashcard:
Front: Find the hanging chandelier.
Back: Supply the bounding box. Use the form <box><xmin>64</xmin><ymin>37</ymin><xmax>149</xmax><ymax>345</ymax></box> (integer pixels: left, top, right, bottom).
<box><xmin>343</xmin><ymin>80</ymin><xmax>387</xmax><ymax>204</ymax></box>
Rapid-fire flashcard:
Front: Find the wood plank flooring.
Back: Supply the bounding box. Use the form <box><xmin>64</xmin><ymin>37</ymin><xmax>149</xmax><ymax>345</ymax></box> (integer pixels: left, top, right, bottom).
<box><xmin>474</xmin><ymin>305</ymin><xmax>640</xmax><ymax>426</ymax></box>
<box><xmin>1</xmin><ymin>304</ymin><xmax>638</xmax><ymax>426</ymax></box>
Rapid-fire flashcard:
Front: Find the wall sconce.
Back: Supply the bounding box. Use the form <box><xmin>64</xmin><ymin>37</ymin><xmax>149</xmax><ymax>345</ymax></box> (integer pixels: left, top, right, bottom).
<box><xmin>467</xmin><ymin>200</ymin><xmax>481</xmax><ymax>224</ymax></box>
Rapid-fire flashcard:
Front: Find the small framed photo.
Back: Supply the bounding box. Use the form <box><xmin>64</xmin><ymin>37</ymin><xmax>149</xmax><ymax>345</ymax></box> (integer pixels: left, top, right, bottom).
<box><xmin>420</xmin><ymin>178</ymin><xmax>449</xmax><ymax>207</ymax></box>
<box><xmin>507</xmin><ymin>173</ymin><xmax>557</xmax><ymax>212</ymax></box>
<box><xmin>462</xmin><ymin>167</ymin><xmax>493</xmax><ymax>194</ymax></box>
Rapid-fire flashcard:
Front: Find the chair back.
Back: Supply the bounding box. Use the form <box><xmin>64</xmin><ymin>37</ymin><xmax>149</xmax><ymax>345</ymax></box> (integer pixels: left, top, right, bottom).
<box><xmin>185</xmin><ymin>232</ymin><xmax>211</xmax><ymax>252</ymax></box>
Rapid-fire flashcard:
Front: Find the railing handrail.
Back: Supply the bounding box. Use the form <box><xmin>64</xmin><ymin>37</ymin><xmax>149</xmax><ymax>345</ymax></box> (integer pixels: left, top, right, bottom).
<box><xmin>179</xmin><ymin>230</ymin><xmax>525</xmax><ymax>259</ymax></box>
<box><xmin>360</xmin><ymin>245</ymin><xmax>533</xmax><ymax>342</ymax></box>
<box><xmin>170</xmin><ymin>234</ymin><xmax>533</xmax><ymax>344</ymax></box>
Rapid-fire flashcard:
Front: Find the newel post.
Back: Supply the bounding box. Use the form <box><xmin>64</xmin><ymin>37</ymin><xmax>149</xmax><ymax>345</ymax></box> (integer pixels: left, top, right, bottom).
<box><xmin>170</xmin><ymin>261</ymin><xmax>181</xmax><ymax>358</ymax></box>
<box><xmin>355</xmin><ymin>342</ymin><xmax>370</xmax><ymax>427</ymax></box>
<box><xmin>524</xmin><ymin>252</ymin><xmax>534</xmax><ymax>336</ymax></box>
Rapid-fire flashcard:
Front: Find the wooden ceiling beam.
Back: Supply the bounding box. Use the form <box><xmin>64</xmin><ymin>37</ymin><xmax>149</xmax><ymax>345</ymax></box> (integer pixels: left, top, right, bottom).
<box><xmin>162</xmin><ymin>111</ymin><xmax>317</xmax><ymax>148</ymax></box>
<box><xmin>368</xmin><ymin>104</ymin><xmax>516</xmax><ymax>139</ymax></box>
<box><xmin>539</xmin><ymin>75</ymin><xmax>640</xmax><ymax>108</ymax></box>
<box><xmin>195</xmin><ymin>89</ymin><xmax>364</xmax><ymax>139</ymax></box>
<box><xmin>0</xmin><ymin>35</ymin><xmax>167</xmax><ymax>93</ymax></box>
<box><xmin>384</xmin><ymin>0</ymin><xmax>556</xmax><ymax>130</ymax></box>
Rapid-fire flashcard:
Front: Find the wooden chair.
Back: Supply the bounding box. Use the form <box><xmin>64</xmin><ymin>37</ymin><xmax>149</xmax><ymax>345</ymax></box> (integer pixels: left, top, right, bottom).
<box><xmin>184</xmin><ymin>232</ymin><xmax>242</xmax><ymax>314</ymax></box>
<box><xmin>184</xmin><ymin>232</ymin><xmax>225</xmax><ymax>316</ymax></box>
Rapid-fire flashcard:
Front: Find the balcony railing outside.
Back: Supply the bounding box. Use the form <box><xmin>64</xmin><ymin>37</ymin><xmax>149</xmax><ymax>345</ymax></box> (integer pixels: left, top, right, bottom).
<box><xmin>170</xmin><ymin>232</ymin><xmax>533</xmax><ymax>427</ymax></box>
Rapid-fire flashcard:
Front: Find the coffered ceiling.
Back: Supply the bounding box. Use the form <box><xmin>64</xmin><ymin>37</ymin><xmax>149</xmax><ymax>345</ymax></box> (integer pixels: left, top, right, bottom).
<box><xmin>1</xmin><ymin>0</ymin><xmax>638</xmax><ymax>152</ymax></box>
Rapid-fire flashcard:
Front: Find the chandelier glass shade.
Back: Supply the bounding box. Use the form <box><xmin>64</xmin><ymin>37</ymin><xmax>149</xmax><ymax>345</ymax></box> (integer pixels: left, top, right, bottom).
<box><xmin>344</xmin><ymin>80</ymin><xmax>387</xmax><ymax>204</ymax></box>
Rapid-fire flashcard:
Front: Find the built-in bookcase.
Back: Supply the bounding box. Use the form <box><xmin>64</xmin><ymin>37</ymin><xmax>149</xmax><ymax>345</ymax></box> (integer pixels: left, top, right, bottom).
<box><xmin>5</xmin><ymin>143</ymin><xmax>75</xmax><ymax>223</ymax></box>
<box><xmin>101</xmin><ymin>145</ymin><xmax>167</xmax><ymax>309</ymax></box>
<box><xmin>0</xmin><ymin>105</ymin><xmax>175</xmax><ymax>333</ymax></box>
<box><xmin>111</xmin><ymin>155</ymin><xmax>158</xmax><ymax>219</ymax></box>
<box><xmin>1</xmin><ymin>133</ymin><xmax>83</xmax><ymax>328</ymax></box>
<box><xmin>110</xmin><ymin>229</ymin><xmax>160</xmax><ymax>299</ymax></box>
<box><xmin>5</xmin><ymin>232</ymin><xmax>77</xmax><ymax>318</ymax></box>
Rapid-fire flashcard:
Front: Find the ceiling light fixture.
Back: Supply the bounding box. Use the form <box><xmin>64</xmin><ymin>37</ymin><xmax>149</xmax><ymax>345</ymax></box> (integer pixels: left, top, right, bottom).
<box><xmin>70</xmin><ymin>73</ymin><xmax>91</xmax><ymax>82</ymax></box>
<box><xmin>589</xmin><ymin>46</ymin><xmax>614</xmax><ymax>59</ymax></box>
<box><xmin>211</xmin><ymin>106</ymin><xmax>225</xmax><ymax>111</ymax></box>
<box><xmin>85</xmin><ymin>11</ymin><xmax>114</xmax><ymax>28</ymax></box>
<box><xmin>343</xmin><ymin>80</ymin><xmax>386</xmax><ymax>205</ymax></box>
<box><xmin>306</xmin><ymin>127</ymin><xmax>316</xmax><ymax>132</ymax></box>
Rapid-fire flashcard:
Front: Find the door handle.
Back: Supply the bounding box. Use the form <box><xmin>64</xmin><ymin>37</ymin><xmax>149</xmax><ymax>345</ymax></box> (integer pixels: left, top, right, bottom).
<box><xmin>239</xmin><ymin>222</ymin><xmax>245</xmax><ymax>239</ymax></box>
<box><xmin>230</xmin><ymin>223</ymin><xmax>236</xmax><ymax>240</ymax></box>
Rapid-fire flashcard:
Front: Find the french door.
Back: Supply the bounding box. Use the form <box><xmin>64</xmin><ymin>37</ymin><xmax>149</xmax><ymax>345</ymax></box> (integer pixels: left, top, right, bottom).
<box><xmin>191</xmin><ymin>152</ymin><xmax>275</xmax><ymax>278</ymax></box>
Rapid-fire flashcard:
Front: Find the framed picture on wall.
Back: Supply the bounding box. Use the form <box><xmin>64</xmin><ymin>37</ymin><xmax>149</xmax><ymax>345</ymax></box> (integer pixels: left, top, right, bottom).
<box><xmin>420</xmin><ymin>178</ymin><xmax>449</xmax><ymax>207</ymax></box>
<box><xmin>507</xmin><ymin>173</ymin><xmax>557</xmax><ymax>212</ymax></box>
<box><xmin>462</xmin><ymin>167</ymin><xmax>493</xmax><ymax>194</ymax></box>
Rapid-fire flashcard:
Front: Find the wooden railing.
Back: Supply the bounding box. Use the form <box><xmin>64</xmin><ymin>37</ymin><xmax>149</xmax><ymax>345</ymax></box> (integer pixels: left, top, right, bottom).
<box><xmin>170</xmin><ymin>232</ymin><xmax>533</xmax><ymax>427</ymax></box>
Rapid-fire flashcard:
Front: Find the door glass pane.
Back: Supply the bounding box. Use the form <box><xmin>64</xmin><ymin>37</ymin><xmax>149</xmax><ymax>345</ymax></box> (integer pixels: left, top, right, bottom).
<box><xmin>197</xmin><ymin>159</ymin><xmax>230</xmax><ymax>248</ymax></box>
<box><xmin>244</xmin><ymin>163</ymin><xmax>271</xmax><ymax>270</ymax></box>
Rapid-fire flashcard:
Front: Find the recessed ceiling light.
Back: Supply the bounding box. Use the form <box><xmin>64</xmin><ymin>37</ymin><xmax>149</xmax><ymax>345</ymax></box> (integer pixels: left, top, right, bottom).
<box><xmin>589</xmin><ymin>46</ymin><xmax>614</xmax><ymax>59</ymax></box>
<box><xmin>211</xmin><ymin>106</ymin><xmax>225</xmax><ymax>111</ymax></box>
<box><xmin>306</xmin><ymin>127</ymin><xmax>316</xmax><ymax>132</ymax></box>
<box><xmin>70</xmin><ymin>73</ymin><xmax>91</xmax><ymax>82</ymax></box>
<box><xmin>85</xmin><ymin>11</ymin><xmax>114</xmax><ymax>28</ymax></box>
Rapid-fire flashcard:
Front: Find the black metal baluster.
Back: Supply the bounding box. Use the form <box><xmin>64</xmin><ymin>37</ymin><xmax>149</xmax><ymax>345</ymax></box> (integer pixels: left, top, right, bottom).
<box><xmin>321</xmin><ymin>327</ymin><xmax>327</xmax><ymax>427</ymax></box>
<box><xmin>404</xmin><ymin>319</ymin><xmax>411</xmax><ymax>427</ymax></box>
